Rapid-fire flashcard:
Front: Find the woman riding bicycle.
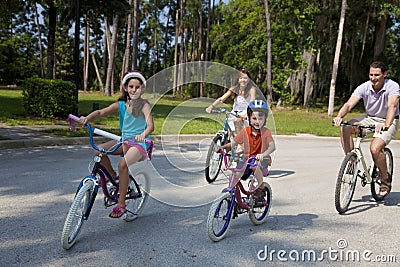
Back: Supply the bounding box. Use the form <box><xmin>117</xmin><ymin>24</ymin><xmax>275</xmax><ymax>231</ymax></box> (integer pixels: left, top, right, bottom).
<box><xmin>206</xmin><ymin>69</ymin><xmax>257</xmax><ymax>135</ymax></box>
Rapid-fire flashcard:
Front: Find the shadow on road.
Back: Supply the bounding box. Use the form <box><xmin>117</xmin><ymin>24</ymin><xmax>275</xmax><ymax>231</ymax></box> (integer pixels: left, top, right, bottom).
<box><xmin>268</xmin><ymin>169</ymin><xmax>295</xmax><ymax>179</ymax></box>
<box><xmin>339</xmin><ymin>192</ymin><xmax>400</xmax><ymax>215</ymax></box>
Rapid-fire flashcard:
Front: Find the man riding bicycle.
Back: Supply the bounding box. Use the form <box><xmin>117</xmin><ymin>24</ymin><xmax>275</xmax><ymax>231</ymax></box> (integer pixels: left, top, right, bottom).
<box><xmin>333</xmin><ymin>61</ymin><xmax>400</xmax><ymax>198</ymax></box>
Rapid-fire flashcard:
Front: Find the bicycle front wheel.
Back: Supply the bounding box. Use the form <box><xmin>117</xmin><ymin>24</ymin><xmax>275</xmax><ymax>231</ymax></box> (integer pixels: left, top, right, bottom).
<box><xmin>123</xmin><ymin>172</ymin><xmax>151</xmax><ymax>222</ymax></box>
<box><xmin>61</xmin><ymin>180</ymin><xmax>95</xmax><ymax>250</ymax></box>
<box><xmin>206</xmin><ymin>192</ymin><xmax>234</xmax><ymax>242</ymax></box>
<box><xmin>371</xmin><ymin>147</ymin><xmax>393</xmax><ymax>201</ymax></box>
<box><xmin>249</xmin><ymin>182</ymin><xmax>272</xmax><ymax>225</ymax></box>
<box><xmin>335</xmin><ymin>152</ymin><xmax>358</xmax><ymax>214</ymax></box>
<box><xmin>205</xmin><ymin>136</ymin><xmax>224</xmax><ymax>183</ymax></box>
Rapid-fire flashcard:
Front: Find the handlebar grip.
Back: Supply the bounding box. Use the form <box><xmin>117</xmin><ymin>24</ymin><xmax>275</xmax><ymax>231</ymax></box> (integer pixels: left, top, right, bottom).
<box><xmin>67</xmin><ymin>114</ymin><xmax>80</xmax><ymax>132</ymax></box>
<box><xmin>68</xmin><ymin>114</ymin><xmax>80</xmax><ymax>122</ymax></box>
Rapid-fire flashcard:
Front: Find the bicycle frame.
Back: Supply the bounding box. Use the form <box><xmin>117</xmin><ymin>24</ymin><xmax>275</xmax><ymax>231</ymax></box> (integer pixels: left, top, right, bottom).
<box><xmin>212</xmin><ymin>108</ymin><xmax>242</xmax><ymax>158</ymax></box>
<box><xmin>352</xmin><ymin>134</ymin><xmax>376</xmax><ymax>184</ymax></box>
<box><xmin>67</xmin><ymin>114</ymin><xmax>152</xmax><ymax>219</ymax></box>
<box><xmin>219</xmin><ymin>150</ymin><xmax>267</xmax><ymax>210</ymax></box>
<box><xmin>342</xmin><ymin>122</ymin><xmax>377</xmax><ymax>185</ymax></box>
<box><xmin>213</xmin><ymin>109</ymin><xmax>235</xmax><ymax>142</ymax></box>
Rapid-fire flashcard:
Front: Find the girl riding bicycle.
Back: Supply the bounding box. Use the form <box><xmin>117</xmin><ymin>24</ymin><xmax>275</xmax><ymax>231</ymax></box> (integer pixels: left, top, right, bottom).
<box><xmin>79</xmin><ymin>70</ymin><xmax>154</xmax><ymax>218</ymax></box>
<box><xmin>216</xmin><ymin>100</ymin><xmax>276</xmax><ymax>201</ymax></box>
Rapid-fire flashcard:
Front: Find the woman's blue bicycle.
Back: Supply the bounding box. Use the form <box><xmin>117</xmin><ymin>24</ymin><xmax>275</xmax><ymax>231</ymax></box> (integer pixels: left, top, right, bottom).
<box><xmin>61</xmin><ymin>114</ymin><xmax>153</xmax><ymax>250</ymax></box>
<box><xmin>205</xmin><ymin>108</ymin><xmax>243</xmax><ymax>183</ymax></box>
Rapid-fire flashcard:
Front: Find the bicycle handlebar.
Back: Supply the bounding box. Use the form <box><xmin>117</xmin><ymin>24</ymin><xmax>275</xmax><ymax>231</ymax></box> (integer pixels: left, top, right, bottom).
<box><xmin>217</xmin><ymin>149</ymin><xmax>258</xmax><ymax>172</ymax></box>
<box><xmin>67</xmin><ymin>114</ymin><xmax>122</xmax><ymax>153</ymax></box>
<box><xmin>210</xmin><ymin>108</ymin><xmax>242</xmax><ymax>118</ymax></box>
<box><xmin>336</xmin><ymin>120</ymin><xmax>375</xmax><ymax>130</ymax></box>
<box><xmin>67</xmin><ymin>114</ymin><xmax>154</xmax><ymax>158</ymax></box>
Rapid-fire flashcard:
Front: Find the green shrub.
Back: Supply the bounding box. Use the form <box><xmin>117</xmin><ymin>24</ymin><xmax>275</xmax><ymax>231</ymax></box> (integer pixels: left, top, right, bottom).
<box><xmin>22</xmin><ymin>78</ymin><xmax>77</xmax><ymax>118</ymax></box>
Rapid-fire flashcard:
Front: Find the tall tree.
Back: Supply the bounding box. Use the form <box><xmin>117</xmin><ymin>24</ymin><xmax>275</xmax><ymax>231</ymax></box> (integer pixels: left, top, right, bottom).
<box><xmin>263</xmin><ymin>0</ymin><xmax>272</xmax><ymax>104</ymax></box>
<box><xmin>104</xmin><ymin>15</ymin><xmax>119</xmax><ymax>96</ymax></box>
<box><xmin>34</xmin><ymin>4</ymin><xmax>45</xmax><ymax>78</ymax></box>
<box><xmin>328</xmin><ymin>0</ymin><xmax>347</xmax><ymax>116</ymax></box>
<box><xmin>41</xmin><ymin>0</ymin><xmax>57</xmax><ymax>79</ymax></box>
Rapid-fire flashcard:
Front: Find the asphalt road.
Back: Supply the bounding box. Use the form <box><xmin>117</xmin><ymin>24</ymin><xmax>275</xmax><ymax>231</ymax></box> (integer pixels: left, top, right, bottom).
<box><xmin>1</xmin><ymin>135</ymin><xmax>400</xmax><ymax>266</ymax></box>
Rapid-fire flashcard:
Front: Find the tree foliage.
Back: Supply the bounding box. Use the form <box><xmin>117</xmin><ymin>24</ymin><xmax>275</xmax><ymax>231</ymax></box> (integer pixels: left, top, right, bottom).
<box><xmin>1</xmin><ymin>0</ymin><xmax>400</xmax><ymax>109</ymax></box>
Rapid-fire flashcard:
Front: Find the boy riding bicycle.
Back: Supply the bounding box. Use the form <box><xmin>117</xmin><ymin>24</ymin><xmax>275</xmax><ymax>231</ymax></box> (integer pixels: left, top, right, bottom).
<box><xmin>216</xmin><ymin>100</ymin><xmax>276</xmax><ymax>201</ymax></box>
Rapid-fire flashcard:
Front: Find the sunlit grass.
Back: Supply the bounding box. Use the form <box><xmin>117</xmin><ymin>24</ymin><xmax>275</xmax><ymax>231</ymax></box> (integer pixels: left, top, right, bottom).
<box><xmin>1</xmin><ymin>89</ymin><xmax>399</xmax><ymax>139</ymax></box>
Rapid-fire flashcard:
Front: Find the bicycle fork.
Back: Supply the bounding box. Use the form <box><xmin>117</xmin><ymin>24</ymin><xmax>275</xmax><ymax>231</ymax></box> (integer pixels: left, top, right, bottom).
<box><xmin>221</xmin><ymin>187</ymin><xmax>237</xmax><ymax>219</ymax></box>
<box><xmin>76</xmin><ymin>176</ymin><xmax>99</xmax><ymax>220</ymax></box>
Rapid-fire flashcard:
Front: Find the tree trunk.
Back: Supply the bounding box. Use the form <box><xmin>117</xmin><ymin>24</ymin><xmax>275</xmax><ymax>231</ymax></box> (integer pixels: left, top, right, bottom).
<box><xmin>198</xmin><ymin>9</ymin><xmax>204</xmax><ymax>97</ymax></box>
<box><xmin>131</xmin><ymin>0</ymin><xmax>139</xmax><ymax>70</ymax></box>
<box><xmin>102</xmin><ymin>28</ymin><xmax>108</xmax><ymax>89</ymax></box>
<box><xmin>263</xmin><ymin>0</ymin><xmax>272</xmax><ymax>104</ymax></box>
<box><xmin>46</xmin><ymin>2</ymin><xmax>57</xmax><ymax>79</ymax></box>
<box><xmin>328</xmin><ymin>0</ymin><xmax>347</xmax><ymax>116</ymax></box>
<box><xmin>178</xmin><ymin>0</ymin><xmax>186</xmax><ymax>96</ymax></box>
<box><xmin>121</xmin><ymin>0</ymin><xmax>133</xmax><ymax>92</ymax></box>
<box><xmin>105</xmin><ymin>15</ymin><xmax>119</xmax><ymax>96</ymax></box>
<box><xmin>303</xmin><ymin>51</ymin><xmax>316</xmax><ymax>109</ymax></box>
<box><xmin>35</xmin><ymin>4</ymin><xmax>44</xmax><ymax>78</ymax></box>
<box><xmin>359</xmin><ymin>3</ymin><xmax>371</xmax><ymax>63</ymax></box>
<box><xmin>173</xmin><ymin>2</ymin><xmax>180</xmax><ymax>97</ymax></box>
<box><xmin>205</xmin><ymin>0</ymin><xmax>211</xmax><ymax>62</ymax></box>
<box><xmin>83</xmin><ymin>16</ymin><xmax>89</xmax><ymax>92</ymax></box>
<box><xmin>92</xmin><ymin>54</ymin><xmax>104</xmax><ymax>91</ymax></box>
<box><xmin>374</xmin><ymin>14</ymin><xmax>387</xmax><ymax>58</ymax></box>
<box><xmin>163</xmin><ymin>4</ymin><xmax>171</xmax><ymax>69</ymax></box>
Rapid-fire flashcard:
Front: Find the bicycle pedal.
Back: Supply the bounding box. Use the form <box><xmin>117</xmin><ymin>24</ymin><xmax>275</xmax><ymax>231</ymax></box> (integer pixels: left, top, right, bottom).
<box><xmin>104</xmin><ymin>197</ymin><xmax>116</xmax><ymax>207</ymax></box>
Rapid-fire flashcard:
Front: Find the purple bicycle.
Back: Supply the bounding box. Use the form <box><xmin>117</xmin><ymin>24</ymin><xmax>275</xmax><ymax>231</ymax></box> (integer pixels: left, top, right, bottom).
<box><xmin>206</xmin><ymin>149</ymin><xmax>272</xmax><ymax>242</ymax></box>
<box><xmin>61</xmin><ymin>114</ymin><xmax>153</xmax><ymax>250</ymax></box>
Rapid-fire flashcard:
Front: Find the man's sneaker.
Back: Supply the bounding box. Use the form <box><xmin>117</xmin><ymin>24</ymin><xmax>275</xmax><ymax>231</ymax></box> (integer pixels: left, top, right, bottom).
<box><xmin>253</xmin><ymin>187</ymin><xmax>266</xmax><ymax>202</ymax></box>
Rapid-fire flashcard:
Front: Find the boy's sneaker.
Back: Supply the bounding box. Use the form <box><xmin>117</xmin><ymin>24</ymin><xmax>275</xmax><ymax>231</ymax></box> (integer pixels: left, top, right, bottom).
<box><xmin>253</xmin><ymin>187</ymin><xmax>266</xmax><ymax>202</ymax></box>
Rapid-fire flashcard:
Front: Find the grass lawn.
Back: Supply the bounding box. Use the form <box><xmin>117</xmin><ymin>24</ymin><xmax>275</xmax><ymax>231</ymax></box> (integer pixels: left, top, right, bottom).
<box><xmin>0</xmin><ymin>89</ymin><xmax>382</xmax><ymax>138</ymax></box>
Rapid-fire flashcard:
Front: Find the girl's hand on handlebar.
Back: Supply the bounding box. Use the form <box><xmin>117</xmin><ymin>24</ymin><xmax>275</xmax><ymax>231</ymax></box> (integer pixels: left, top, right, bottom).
<box><xmin>79</xmin><ymin>116</ymin><xmax>88</xmax><ymax>126</ymax></box>
<box><xmin>332</xmin><ymin>116</ymin><xmax>343</xmax><ymax>126</ymax></box>
<box><xmin>205</xmin><ymin>106</ymin><xmax>213</xmax><ymax>114</ymax></box>
<box><xmin>256</xmin><ymin>153</ymin><xmax>264</xmax><ymax>161</ymax></box>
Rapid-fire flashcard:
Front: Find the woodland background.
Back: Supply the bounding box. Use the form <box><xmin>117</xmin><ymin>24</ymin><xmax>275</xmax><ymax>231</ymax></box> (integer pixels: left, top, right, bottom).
<box><xmin>1</xmin><ymin>0</ymin><xmax>399</xmax><ymax>111</ymax></box>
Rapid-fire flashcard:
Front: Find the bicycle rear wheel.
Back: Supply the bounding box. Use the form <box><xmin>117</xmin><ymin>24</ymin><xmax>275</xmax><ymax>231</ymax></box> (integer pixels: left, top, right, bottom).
<box><xmin>335</xmin><ymin>152</ymin><xmax>358</xmax><ymax>214</ymax></box>
<box><xmin>61</xmin><ymin>180</ymin><xmax>95</xmax><ymax>250</ymax></box>
<box><xmin>249</xmin><ymin>182</ymin><xmax>272</xmax><ymax>225</ymax></box>
<box><xmin>123</xmin><ymin>172</ymin><xmax>151</xmax><ymax>222</ymax></box>
<box><xmin>206</xmin><ymin>192</ymin><xmax>234</xmax><ymax>241</ymax></box>
<box><xmin>205</xmin><ymin>136</ymin><xmax>224</xmax><ymax>183</ymax></box>
<box><xmin>371</xmin><ymin>147</ymin><xmax>393</xmax><ymax>201</ymax></box>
